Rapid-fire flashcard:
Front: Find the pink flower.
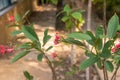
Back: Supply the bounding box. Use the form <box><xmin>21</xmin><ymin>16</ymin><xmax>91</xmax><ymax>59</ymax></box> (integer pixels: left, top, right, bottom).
<box><xmin>54</xmin><ymin>32</ymin><xmax>60</xmax><ymax>45</ymax></box>
<box><xmin>115</xmin><ymin>43</ymin><xmax>120</xmax><ymax>49</ymax></box>
<box><xmin>9</xmin><ymin>16</ymin><xmax>15</xmax><ymax>22</ymax></box>
<box><xmin>112</xmin><ymin>42</ymin><xmax>120</xmax><ymax>53</ymax></box>
<box><xmin>112</xmin><ymin>48</ymin><xmax>116</xmax><ymax>53</ymax></box>
<box><xmin>6</xmin><ymin>46</ymin><xmax>14</xmax><ymax>53</ymax></box>
<box><xmin>0</xmin><ymin>45</ymin><xmax>6</xmax><ymax>55</ymax></box>
<box><xmin>51</xmin><ymin>52</ymin><xmax>57</xmax><ymax>58</ymax></box>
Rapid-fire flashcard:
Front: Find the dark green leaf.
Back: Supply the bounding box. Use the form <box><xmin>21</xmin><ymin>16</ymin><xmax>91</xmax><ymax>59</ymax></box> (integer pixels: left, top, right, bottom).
<box><xmin>22</xmin><ymin>25</ymin><xmax>39</xmax><ymax>41</ymax></box>
<box><xmin>37</xmin><ymin>53</ymin><xmax>44</xmax><ymax>61</ymax></box>
<box><xmin>68</xmin><ymin>32</ymin><xmax>91</xmax><ymax>40</ymax></box>
<box><xmin>107</xmin><ymin>14</ymin><xmax>119</xmax><ymax>38</ymax></box>
<box><xmin>97</xmin><ymin>60</ymin><xmax>102</xmax><ymax>69</ymax></box>
<box><xmin>63</xmin><ymin>37</ymin><xmax>84</xmax><ymax>46</ymax></box>
<box><xmin>20</xmin><ymin>42</ymin><xmax>32</xmax><ymax>49</ymax></box>
<box><xmin>100</xmin><ymin>40</ymin><xmax>113</xmax><ymax>58</ymax></box>
<box><xmin>43</xmin><ymin>29</ymin><xmax>51</xmax><ymax>46</ymax></box>
<box><xmin>85</xmin><ymin>50</ymin><xmax>96</xmax><ymax>57</ymax></box>
<box><xmin>86</xmin><ymin>31</ymin><xmax>96</xmax><ymax>45</ymax></box>
<box><xmin>80</xmin><ymin>56</ymin><xmax>99</xmax><ymax>70</ymax></box>
<box><xmin>11</xmin><ymin>30</ymin><xmax>22</xmax><ymax>36</ymax></box>
<box><xmin>12</xmin><ymin>51</ymin><xmax>30</xmax><ymax>63</ymax></box>
<box><xmin>104</xmin><ymin>60</ymin><xmax>114</xmax><ymax>72</ymax></box>
<box><xmin>94</xmin><ymin>38</ymin><xmax>103</xmax><ymax>50</ymax></box>
<box><xmin>95</xmin><ymin>25</ymin><xmax>104</xmax><ymax>38</ymax></box>
<box><xmin>24</xmin><ymin>71</ymin><xmax>33</xmax><ymax>80</ymax></box>
<box><xmin>46</xmin><ymin>46</ymin><xmax>53</xmax><ymax>51</ymax></box>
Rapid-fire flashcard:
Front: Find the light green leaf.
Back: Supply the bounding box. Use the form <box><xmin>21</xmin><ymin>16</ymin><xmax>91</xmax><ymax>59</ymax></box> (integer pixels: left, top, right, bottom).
<box><xmin>63</xmin><ymin>5</ymin><xmax>71</xmax><ymax>15</ymax></box>
<box><xmin>50</xmin><ymin>0</ymin><xmax>58</xmax><ymax>5</ymax></box>
<box><xmin>107</xmin><ymin>14</ymin><xmax>119</xmax><ymax>38</ymax></box>
<box><xmin>11</xmin><ymin>30</ymin><xmax>22</xmax><ymax>36</ymax></box>
<box><xmin>12</xmin><ymin>51</ymin><xmax>30</xmax><ymax>63</ymax></box>
<box><xmin>80</xmin><ymin>56</ymin><xmax>99</xmax><ymax>70</ymax></box>
<box><xmin>104</xmin><ymin>60</ymin><xmax>114</xmax><ymax>72</ymax></box>
<box><xmin>22</xmin><ymin>25</ymin><xmax>39</xmax><ymax>41</ymax></box>
<box><xmin>61</xmin><ymin>16</ymin><xmax>69</xmax><ymax>22</ymax></box>
<box><xmin>37</xmin><ymin>54</ymin><xmax>44</xmax><ymax>61</ymax></box>
<box><xmin>68</xmin><ymin>32</ymin><xmax>91</xmax><ymax>40</ymax></box>
<box><xmin>71</xmin><ymin>12</ymin><xmax>82</xmax><ymax>20</ymax></box>
<box><xmin>15</xmin><ymin>14</ymin><xmax>21</xmax><ymax>22</ymax></box>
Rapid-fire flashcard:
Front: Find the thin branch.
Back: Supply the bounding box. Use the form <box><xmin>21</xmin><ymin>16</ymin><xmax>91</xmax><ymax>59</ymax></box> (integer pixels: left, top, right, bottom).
<box><xmin>111</xmin><ymin>65</ymin><xmax>120</xmax><ymax>80</ymax></box>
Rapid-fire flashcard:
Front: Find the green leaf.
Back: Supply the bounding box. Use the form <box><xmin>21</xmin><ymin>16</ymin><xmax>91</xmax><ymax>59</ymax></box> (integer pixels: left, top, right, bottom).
<box><xmin>104</xmin><ymin>60</ymin><xmax>114</xmax><ymax>72</ymax></box>
<box><xmin>95</xmin><ymin>25</ymin><xmax>104</xmax><ymax>38</ymax></box>
<box><xmin>20</xmin><ymin>42</ymin><xmax>32</xmax><ymax>49</ymax></box>
<box><xmin>22</xmin><ymin>25</ymin><xmax>39</xmax><ymax>41</ymax></box>
<box><xmin>43</xmin><ymin>29</ymin><xmax>51</xmax><ymax>46</ymax></box>
<box><xmin>71</xmin><ymin>12</ymin><xmax>82</xmax><ymax>20</ymax></box>
<box><xmin>12</xmin><ymin>51</ymin><xmax>30</xmax><ymax>63</ymax></box>
<box><xmin>68</xmin><ymin>32</ymin><xmax>91</xmax><ymax>40</ymax></box>
<box><xmin>66</xmin><ymin>20</ymin><xmax>74</xmax><ymax>30</ymax></box>
<box><xmin>63</xmin><ymin>37</ymin><xmax>84</xmax><ymax>46</ymax></box>
<box><xmin>86</xmin><ymin>31</ymin><xmax>96</xmax><ymax>45</ymax></box>
<box><xmin>15</xmin><ymin>14</ymin><xmax>21</xmax><ymax>22</ymax></box>
<box><xmin>80</xmin><ymin>56</ymin><xmax>99</xmax><ymax>70</ymax></box>
<box><xmin>97</xmin><ymin>60</ymin><xmax>102</xmax><ymax>69</ymax></box>
<box><xmin>63</xmin><ymin>5</ymin><xmax>71</xmax><ymax>15</ymax></box>
<box><xmin>94</xmin><ymin>38</ymin><xmax>103</xmax><ymax>50</ymax></box>
<box><xmin>37</xmin><ymin>54</ymin><xmax>44</xmax><ymax>61</ymax></box>
<box><xmin>46</xmin><ymin>46</ymin><xmax>53</xmax><ymax>51</ymax></box>
<box><xmin>61</xmin><ymin>16</ymin><xmax>69</xmax><ymax>22</ymax></box>
<box><xmin>50</xmin><ymin>0</ymin><xmax>58</xmax><ymax>5</ymax></box>
<box><xmin>107</xmin><ymin>14</ymin><xmax>119</xmax><ymax>38</ymax></box>
<box><xmin>24</xmin><ymin>71</ymin><xmax>33</xmax><ymax>80</ymax></box>
<box><xmin>11</xmin><ymin>30</ymin><xmax>22</xmax><ymax>36</ymax></box>
<box><xmin>85</xmin><ymin>50</ymin><xmax>96</xmax><ymax>57</ymax></box>
<box><xmin>100</xmin><ymin>40</ymin><xmax>113</xmax><ymax>58</ymax></box>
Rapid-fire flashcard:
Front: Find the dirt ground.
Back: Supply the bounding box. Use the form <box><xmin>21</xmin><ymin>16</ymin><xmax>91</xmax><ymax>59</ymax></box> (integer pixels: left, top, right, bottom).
<box><xmin>0</xmin><ymin>4</ymin><xmax>101</xmax><ymax>80</ymax></box>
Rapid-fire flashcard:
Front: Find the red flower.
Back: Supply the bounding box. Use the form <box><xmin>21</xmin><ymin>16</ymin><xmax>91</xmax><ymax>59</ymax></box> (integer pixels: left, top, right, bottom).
<box><xmin>51</xmin><ymin>52</ymin><xmax>57</xmax><ymax>58</ymax></box>
<box><xmin>54</xmin><ymin>32</ymin><xmax>60</xmax><ymax>45</ymax></box>
<box><xmin>0</xmin><ymin>45</ymin><xmax>6</xmax><ymax>55</ymax></box>
<box><xmin>9</xmin><ymin>16</ymin><xmax>15</xmax><ymax>22</ymax></box>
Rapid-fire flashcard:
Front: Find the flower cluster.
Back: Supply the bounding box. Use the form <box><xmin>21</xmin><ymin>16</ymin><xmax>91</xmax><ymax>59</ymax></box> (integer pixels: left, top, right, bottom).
<box><xmin>54</xmin><ymin>32</ymin><xmax>60</xmax><ymax>45</ymax></box>
<box><xmin>112</xmin><ymin>42</ymin><xmax>120</xmax><ymax>53</ymax></box>
<box><xmin>0</xmin><ymin>45</ymin><xmax>14</xmax><ymax>55</ymax></box>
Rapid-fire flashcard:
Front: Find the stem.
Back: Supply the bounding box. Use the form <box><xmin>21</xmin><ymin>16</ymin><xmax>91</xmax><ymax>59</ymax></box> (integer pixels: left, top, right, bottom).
<box><xmin>111</xmin><ymin>65</ymin><xmax>120</xmax><ymax>80</ymax></box>
<box><xmin>44</xmin><ymin>54</ymin><xmax>57</xmax><ymax>80</ymax></box>
<box><xmin>103</xmin><ymin>0</ymin><xmax>107</xmax><ymax>35</ymax></box>
<box><xmin>102</xmin><ymin>60</ymin><xmax>109</xmax><ymax>80</ymax></box>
